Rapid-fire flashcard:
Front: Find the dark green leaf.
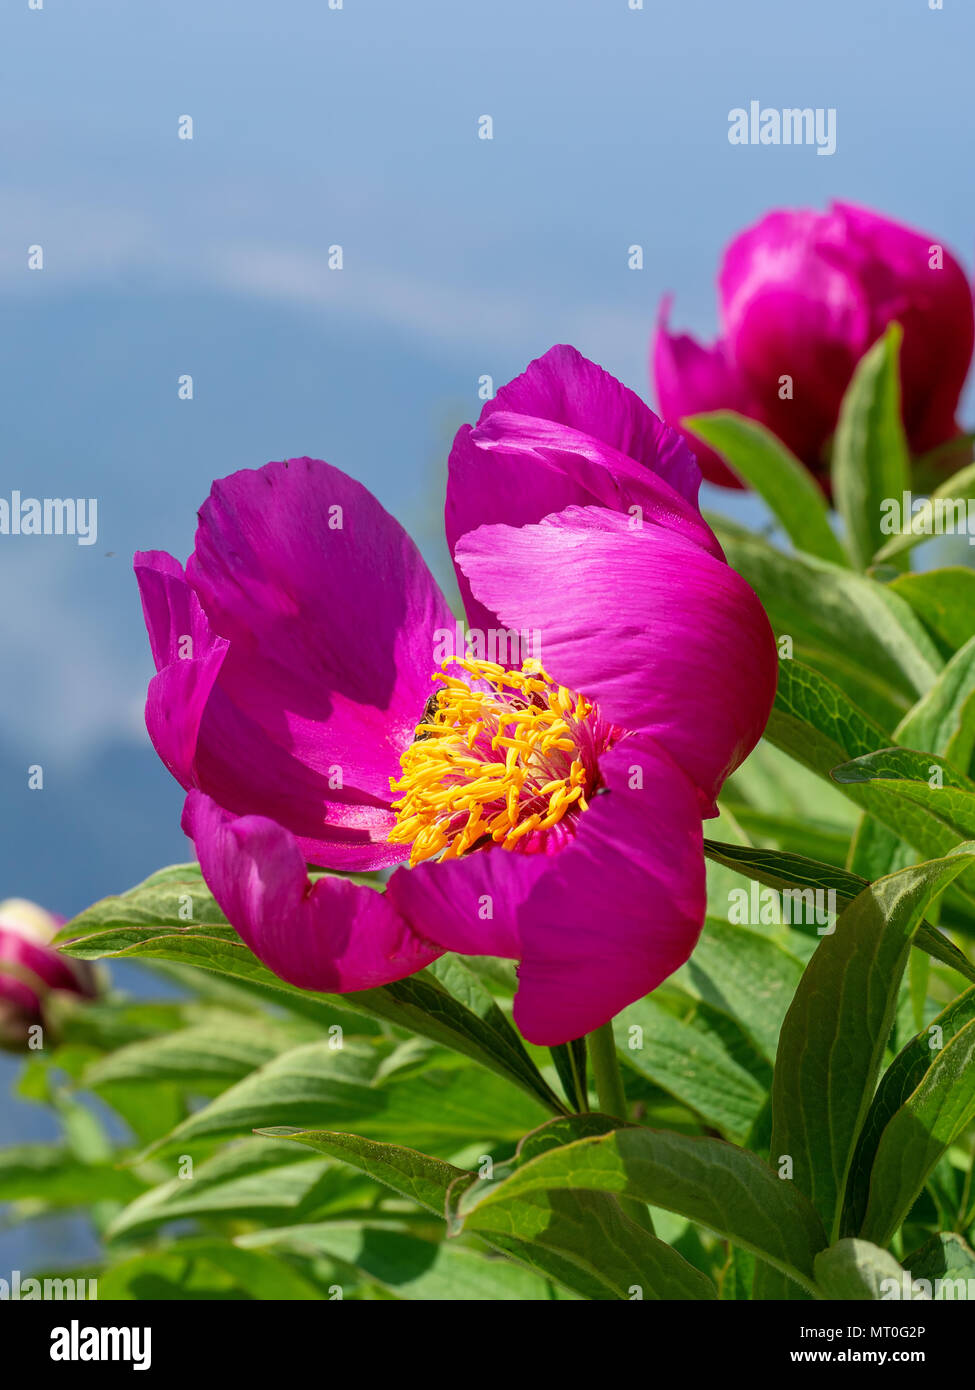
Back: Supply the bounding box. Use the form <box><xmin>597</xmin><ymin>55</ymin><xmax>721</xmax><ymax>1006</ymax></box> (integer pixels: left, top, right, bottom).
<box><xmin>454</xmin><ymin>1125</ymin><xmax>826</xmax><ymax>1294</ymax></box>
<box><xmin>260</xmin><ymin>1127</ymin><xmax>638</xmax><ymax>1299</ymax></box>
<box><xmin>859</xmin><ymin>1017</ymin><xmax>975</xmax><ymax>1245</ymax></box>
<box><xmin>767</xmin><ymin>848</ymin><xmax>975</xmax><ymax>1244</ymax></box>
<box><xmin>703</xmin><ymin>838</ymin><xmax>975</xmax><ymax>984</ymax></box>
<box><xmin>905</xmin><ymin>1232</ymin><xmax>975</xmax><ymax>1288</ymax></box>
<box><xmin>843</xmin><ymin>987</ymin><xmax>975</xmax><ymax>1234</ymax></box>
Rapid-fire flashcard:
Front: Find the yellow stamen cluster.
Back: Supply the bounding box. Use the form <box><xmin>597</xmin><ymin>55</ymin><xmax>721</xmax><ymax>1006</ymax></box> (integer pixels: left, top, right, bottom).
<box><xmin>389</xmin><ymin>657</ymin><xmax>594</xmax><ymax>867</ymax></box>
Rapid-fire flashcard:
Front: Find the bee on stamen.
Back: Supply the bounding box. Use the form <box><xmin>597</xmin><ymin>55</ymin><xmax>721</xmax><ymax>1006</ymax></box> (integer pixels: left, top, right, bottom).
<box><xmin>412</xmin><ymin>690</ymin><xmax>444</xmax><ymax>742</ymax></box>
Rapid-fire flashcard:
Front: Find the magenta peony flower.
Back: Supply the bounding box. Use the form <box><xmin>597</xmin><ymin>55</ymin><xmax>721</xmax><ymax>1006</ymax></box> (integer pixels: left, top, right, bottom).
<box><xmin>135</xmin><ymin>347</ymin><xmax>776</xmax><ymax>1044</ymax></box>
<box><xmin>653</xmin><ymin>202</ymin><xmax>974</xmax><ymax>487</ymax></box>
<box><xmin>0</xmin><ymin>899</ymin><xmax>95</xmax><ymax>1050</ymax></box>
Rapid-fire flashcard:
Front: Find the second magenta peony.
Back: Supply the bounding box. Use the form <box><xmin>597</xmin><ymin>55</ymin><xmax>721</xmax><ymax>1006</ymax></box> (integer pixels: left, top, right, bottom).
<box><xmin>653</xmin><ymin>201</ymin><xmax>974</xmax><ymax>487</ymax></box>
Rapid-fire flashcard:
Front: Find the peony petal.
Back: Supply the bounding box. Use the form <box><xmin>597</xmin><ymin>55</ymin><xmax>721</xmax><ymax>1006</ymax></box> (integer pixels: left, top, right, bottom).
<box><xmin>0</xmin><ymin>974</ymin><xmax>41</xmax><ymax>1019</ymax></box>
<box><xmin>386</xmin><ymin>840</ymin><xmax>546</xmax><ymax>961</ymax></box>
<box><xmin>183</xmin><ymin>790</ymin><xmax>442</xmax><ymax>991</ymax></box>
<box><xmin>834</xmin><ymin>201</ymin><xmax>974</xmax><ymax>453</ymax></box>
<box><xmin>480</xmin><ymin>344</ymin><xmax>702</xmax><ymax>504</ymax></box>
<box><xmin>137</xmin><ymin>461</ymin><xmax>458</xmax><ymax>871</ymax></box>
<box><xmin>194</xmin><ymin>692</ymin><xmax>408</xmax><ymax>871</ymax></box>
<box><xmin>0</xmin><ymin>925</ymin><xmax>93</xmax><ymax>999</ymax></box>
<box><xmin>186</xmin><ymin>459</ymin><xmax>454</xmax><ymax>788</ymax></box>
<box><xmin>513</xmin><ymin>736</ymin><xmax>706</xmax><ymax>1044</ymax></box>
<box><xmin>468</xmin><ymin>411</ymin><xmax>722</xmax><ymax>556</ymax></box>
<box><xmin>718</xmin><ymin>209</ymin><xmax>871</xmax><ymax>467</ymax></box>
<box><xmin>136</xmin><ymin>548</ymin><xmax>403</xmax><ymax>869</ymax></box>
<box><xmin>447</xmin><ymin>346</ymin><xmax>703</xmax><ymax>629</ymax></box>
<box><xmin>652</xmin><ymin>298</ymin><xmax>753</xmax><ymax>488</ymax></box>
<box><xmin>454</xmin><ymin>505</ymin><xmax>777</xmax><ymax>812</ymax></box>
<box><xmin>135</xmin><ymin>551</ymin><xmax>230</xmax><ymax>788</ymax></box>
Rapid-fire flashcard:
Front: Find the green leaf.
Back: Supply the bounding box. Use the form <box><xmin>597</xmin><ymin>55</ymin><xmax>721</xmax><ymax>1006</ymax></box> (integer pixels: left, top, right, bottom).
<box><xmin>96</xmin><ymin>1238</ymin><xmax>324</xmax><ymax>1300</ymax></box>
<box><xmin>813</xmin><ymin>1239</ymin><xmax>908</xmax><ymax>1300</ymax></box>
<box><xmin>714</xmin><ymin>529</ymin><xmax>941</xmax><ymax>730</ymax></box>
<box><xmin>61</xmin><ymin>902</ymin><xmax>563</xmax><ymax>1113</ymax></box>
<box><xmin>717</xmin><ymin>1243</ymin><xmax>756</xmax><ymax>1301</ymax></box>
<box><xmin>136</xmin><ymin>1039</ymin><xmax>549</xmax><ymax>1159</ymax></box>
<box><xmin>93</xmin><ymin>1081</ymin><xmax>186</xmax><ymax>1148</ymax></box>
<box><xmin>905</xmin><ymin>1232</ymin><xmax>975</xmax><ymax>1288</ymax></box>
<box><xmin>767</xmin><ymin>848</ymin><xmax>975</xmax><ymax>1245</ymax></box>
<box><xmin>0</xmin><ymin>1145</ymin><xmax>146</xmax><ymax>1207</ymax></box>
<box><xmin>104</xmin><ymin>1140</ymin><xmax>336</xmax><ymax>1241</ymax></box>
<box><xmin>678</xmin><ymin>918</ymin><xmax>804</xmax><ymax>1062</ymax></box>
<box><xmin>874</xmin><ymin>461</ymin><xmax>975</xmax><ymax>564</ymax></box>
<box><xmin>683</xmin><ymin>411</ymin><xmax>848</xmax><ymax>564</ymax></box>
<box><xmin>42</xmin><ymin>998</ymin><xmax>196</xmax><ymax>1053</ymax></box>
<box><xmin>847</xmin><ymin>818</ymin><xmax>916</xmax><ymax>888</ymax></box>
<box><xmin>56</xmin><ymin>863</ymin><xmax>220</xmax><ymax>933</ymax></box>
<box><xmin>614</xmin><ymin>996</ymin><xmax>767</xmax><ymax>1141</ymax></box>
<box><xmin>81</xmin><ymin>1019</ymin><xmax>311</xmax><ymax>1091</ymax></box>
<box><xmin>728</xmin><ymin>738</ymin><xmax>860</xmax><ymax>834</ymax></box>
<box><xmin>833</xmin><ymin>747</ymin><xmax>975</xmax><ymax>840</ymax></box>
<box><xmin>895</xmin><ymin>633</ymin><xmax>975</xmax><ymax>772</ymax></box>
<box><xmin>702</xmin><ymin>838</ymin><xmax>975</xmax><ymax>985</ymax></box>
<box><xmin>858</xmin><ymin>1016</ymin><xmax>975</xmax><ymax>1245</ymax></box>
<box><xmin>888</xmin><ymin>567</ymin><xmax>975</xmax><ymax>655</ymax></box>
<box><xmin>548</xmin><ymin>1038</ymin><xmax>589</xmax><ymax>1112</ymax></box>
<box><xmin>420</xmin><ymin>954</ymin><xmax>565</xmax><ymax>1112</ymax></box>
<box><xmin>256</xmin><ymin>1129</ymin><xmax>472</xmax><ymax>1217</ymax></box>
<box><xmin>453</xmin><ymin>1112</ymin><xmax>717</xmax><ymax>1300</ymax></box>
<box><xmin>843</xmin><ymin>987</ymin><xmax>975</xmax><ymax>1235</ymax></box>
<box><xmin>831</xmin><ymin>324</ymin><xmax>911</xmax><ymax>569</ymax></box>
<box><xmin>61</xmin><ymin>926</ymin><xmax>351</xmax><ymax>1023</ymax></box>
<box><xmin>454</xmin><ymin>1125</ymin><xmax>826</xmax><ymax>1295</ymax></box>
<box><xmin>754</xmin><ymin>679</ymin><xmax>975</xmax><ymax>947</ymax></box>
<box><xmin>238</xmin><ymin>1223</ymin><xmax>568</xmax><ymax>1301</ymax></box>
<box><xmin>847</xmin><ymin>635</ymin><xmax>975</xmax><ymax>892</ymax></box>
<box><xmin>717</xmin><ymin>802</ymin><xmax>851</xmax><ymax>866</ymax></box>
<box><xmin>767</xmin><ymin>657</ymin><xmax>892</xmax><ymax>787</ymax></box>
<box><xmin>832</xmin><ymin>749</ymin><xmax>975</xmax><ymax>914</ymax></box>
<box><xmin>514</xmin><ymin>1113</ymin><xmax>623</xmax><ymax>1163</ymax></box>
<box><xmin>460</xmin><ymin>1183</ymin><xmax>717</xmax><ymax>1301</ymax></box>
<box><xmin>259</xmin><ymin>1126</ymin><xmax>643</xmax><ymax>1299</ymax></box>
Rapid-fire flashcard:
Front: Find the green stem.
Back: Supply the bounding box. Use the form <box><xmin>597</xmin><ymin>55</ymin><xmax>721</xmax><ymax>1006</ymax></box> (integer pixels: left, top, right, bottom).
<box><xmin>587</xmin><ymin>1021</ymin><xmax>655</xmax><ymax>1235</ymax></box>
<box><xmin>588</xmin><ymin>1021</ymin><xmax>628</xmax><ymax>1120</ymax></box>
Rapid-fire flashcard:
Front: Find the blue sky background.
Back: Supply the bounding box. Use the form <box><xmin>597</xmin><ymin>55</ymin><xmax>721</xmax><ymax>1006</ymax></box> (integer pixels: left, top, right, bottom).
<box><xmin>3</xmin><ymin>0</ymin><xmax>974</xmax><ymax>1267</ymax></box>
